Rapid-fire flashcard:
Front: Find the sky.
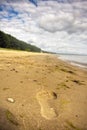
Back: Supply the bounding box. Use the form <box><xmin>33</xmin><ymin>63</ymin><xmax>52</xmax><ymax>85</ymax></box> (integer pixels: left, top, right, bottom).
<box><xmin>0</xmin><ymin>0</ymin><xmax>87</xmax><ymax>54</ymax></box>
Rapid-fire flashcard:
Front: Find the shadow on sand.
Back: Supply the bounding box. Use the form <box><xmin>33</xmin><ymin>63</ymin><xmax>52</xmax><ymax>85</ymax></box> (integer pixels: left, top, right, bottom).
<box><xmin>0</xmin><ymin>107</ymin><xmax>19</xmax><ymax>130</ymax></box>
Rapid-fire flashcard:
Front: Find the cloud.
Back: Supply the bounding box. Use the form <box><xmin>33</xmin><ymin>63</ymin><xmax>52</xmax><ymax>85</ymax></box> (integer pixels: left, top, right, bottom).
<box><xmin>0</xmin><ymin>0</ymin><xmax>87</xmax><ymax>54</ymax></box>
<box><xmin>38</xmin><ymin>12</ymin><xmax>74</xmax><ymax>32</ymax></box>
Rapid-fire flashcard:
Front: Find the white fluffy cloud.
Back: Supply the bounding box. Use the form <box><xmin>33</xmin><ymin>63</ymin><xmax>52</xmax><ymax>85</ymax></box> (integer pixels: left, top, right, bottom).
<box><xmin>38</xmin><ymin>12</ymin><xmax>74</xmax><ymax>32</ymax></box>
<box><xmin>0</xmin><ymin>0</ymin><xmax>87</xmax><ymax>54</ymax></box>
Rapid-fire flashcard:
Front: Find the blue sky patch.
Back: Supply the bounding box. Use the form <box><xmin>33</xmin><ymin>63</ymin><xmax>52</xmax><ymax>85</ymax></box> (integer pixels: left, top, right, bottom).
<box><xmin>29</xmin><ymin>0</ymin><xmax>38</xmax><ymax>6</ymax></box>
<box><xmin>0</xmin><ymin>4</ymin><xmax>6</xmax><ymax>12</ymax></box>
<box><xmin>0</xmin><ymin>5</ymin><xmax>19</xmax><ymax>20</ymax></box>
<box><xmin>8</xmin><ymin>7</ymin><xmax>19</xmax><ymax>16</ymax></box>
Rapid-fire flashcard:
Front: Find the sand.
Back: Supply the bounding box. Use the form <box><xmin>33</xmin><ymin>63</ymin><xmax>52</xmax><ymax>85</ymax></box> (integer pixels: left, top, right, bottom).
<box><xmin>36</xmin><ymin>90</ymin><xmax>57</xmax><ymax>120</ymax></box>
<box><xmin>0</xmin><ymin>49</ymin><xmax>87</xmax><ymax>130</ymax></box>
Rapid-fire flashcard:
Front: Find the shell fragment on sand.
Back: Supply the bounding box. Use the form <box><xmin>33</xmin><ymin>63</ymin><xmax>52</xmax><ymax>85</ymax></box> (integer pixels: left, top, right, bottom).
<box><xmin>7</xmin><ymin>98</ymin><xmax>15</xmax><ymax>103</ymax></box>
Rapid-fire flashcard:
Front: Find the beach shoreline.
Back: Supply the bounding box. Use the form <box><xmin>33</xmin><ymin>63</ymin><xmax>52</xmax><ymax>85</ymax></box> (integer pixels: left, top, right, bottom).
<box><xmin>0</xmin><ymin>50</ymin><xmax>87</xmax><ymax>130</ymax></box>
<box><xmin>57</xmin><ymin>54</ymin><xmax>87</xmax><ymax>69</ymax></box>
<box><xmin>70</xmin><ymin>61</ymin><xmax>87</xmax><ymax>69</ymax></box>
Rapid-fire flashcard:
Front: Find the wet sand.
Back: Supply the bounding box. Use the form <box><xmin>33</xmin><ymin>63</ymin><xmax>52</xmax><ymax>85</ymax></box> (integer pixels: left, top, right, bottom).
<box><xmin>0</xmin><ymin>49</ymin><xmax>87</xmax><ymax>130</ymax></box>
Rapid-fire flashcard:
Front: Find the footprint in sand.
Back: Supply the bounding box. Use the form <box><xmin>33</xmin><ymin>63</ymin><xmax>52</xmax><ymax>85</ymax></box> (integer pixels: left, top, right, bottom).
<box><xmin>36</xmin><ymin>90</ymin><xmax>57</xmax><ymax>120</ymax></box>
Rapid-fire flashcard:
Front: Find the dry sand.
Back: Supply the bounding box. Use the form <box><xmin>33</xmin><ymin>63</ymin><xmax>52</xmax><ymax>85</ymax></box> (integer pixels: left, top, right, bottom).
<box><xmin>0</xmin><ymin>49</ymin><xmax>87</xmax><ymax>130</ymax></box>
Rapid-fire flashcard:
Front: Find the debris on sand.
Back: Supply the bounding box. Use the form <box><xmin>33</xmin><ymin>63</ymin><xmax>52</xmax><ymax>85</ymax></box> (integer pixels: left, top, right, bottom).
<box><xmin>6</xmin><ymin>110</ymin><xmax>19</xmax><ymax>126</ymax></box>
<box><xmin>51</xmin><ymin>92</ymin><xmax>57</xmax><ymax>99</ymax></box>
<box><xmin>7</xmin><ymin>98</ymin><xmax>15</xmax><ymax>103</ymax></box>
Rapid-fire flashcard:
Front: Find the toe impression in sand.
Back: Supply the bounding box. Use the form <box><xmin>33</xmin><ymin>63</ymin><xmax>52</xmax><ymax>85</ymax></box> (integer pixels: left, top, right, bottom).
<box><xmin>36</xmin><ymin>90</ymin><xmax>57</xmax><ymax>120</ymax></box>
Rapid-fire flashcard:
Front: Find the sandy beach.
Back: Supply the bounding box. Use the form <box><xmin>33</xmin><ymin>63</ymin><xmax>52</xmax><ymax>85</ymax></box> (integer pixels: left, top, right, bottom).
<box><xmin>0</xmin><ymin>49</ymin><xmax>87</xmax><ymax>130</ymax></box>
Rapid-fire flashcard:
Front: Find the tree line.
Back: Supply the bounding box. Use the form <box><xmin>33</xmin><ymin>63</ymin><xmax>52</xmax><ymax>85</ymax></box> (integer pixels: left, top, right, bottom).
<box><xmin>0</xmin><ymin>30</ymin><xmax>41</xmax><ymax>52</ymax></box>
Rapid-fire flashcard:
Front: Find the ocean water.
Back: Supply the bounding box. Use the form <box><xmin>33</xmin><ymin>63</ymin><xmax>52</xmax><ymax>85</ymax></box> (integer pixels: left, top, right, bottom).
<box><xmin>58</xmin><ymin>54</ymin><xmax>87</xmax><ymax>68</ymax></box>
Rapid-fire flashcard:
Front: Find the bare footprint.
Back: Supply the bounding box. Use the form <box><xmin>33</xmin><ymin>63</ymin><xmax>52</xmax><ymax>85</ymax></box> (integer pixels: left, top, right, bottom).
<box><xmin>36</xmin><ymin>90</ymin><xmax>57</xmax><ymax>120</ymax></box>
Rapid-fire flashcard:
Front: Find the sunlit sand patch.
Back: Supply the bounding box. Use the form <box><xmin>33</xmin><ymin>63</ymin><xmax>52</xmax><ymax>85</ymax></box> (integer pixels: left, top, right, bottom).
<box><xmin>0</xmin><ymin>64</ymin><xmax>6</xmax><ymax>70</ymax></box>
<box><xmin>36</xmin><ymin>90</ymin><xmax>57</xmax><ymax>120</ymax></box>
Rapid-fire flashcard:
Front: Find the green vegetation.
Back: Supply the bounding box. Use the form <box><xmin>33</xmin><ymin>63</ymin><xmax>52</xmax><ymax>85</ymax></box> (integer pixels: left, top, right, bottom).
<box><xmin>57</xmin><ymin>82</ymin><xmax>70</xmax><ymax>90</ymax></box>
<box><xmin>38</xmin><ymin>128</ymin><xmax>42</xmax><ymax>130</ymax></box>
<box><xmin>60</xmin><ymin>68</ymin><xmax>74</xmax><ymax>74</ymax></box>
<box><xmin>71</xmin><ymin>80</ymin><xmax>84</xmax><ymax>85</ymax></box>
<box><xmin>6</xmin><ymin>110</ymin><xmax>19</xmax><ymax>126</ymax></box>
<box><xmin>66</xmin><ymin>121</ymin><xmax>82</xmax><ymax>130</ymax></box>
<box><xmin>0</xmin><ymin>30</ymin><xmax>41</xmax><ymax>52</ymax></box>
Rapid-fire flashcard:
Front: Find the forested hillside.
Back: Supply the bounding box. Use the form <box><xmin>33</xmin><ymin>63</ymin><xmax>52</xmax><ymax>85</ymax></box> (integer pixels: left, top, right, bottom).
<box><xmin>0</xmin><ymin>30</ymin><xmax>41</xmax><ymax>52</ymax></box>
